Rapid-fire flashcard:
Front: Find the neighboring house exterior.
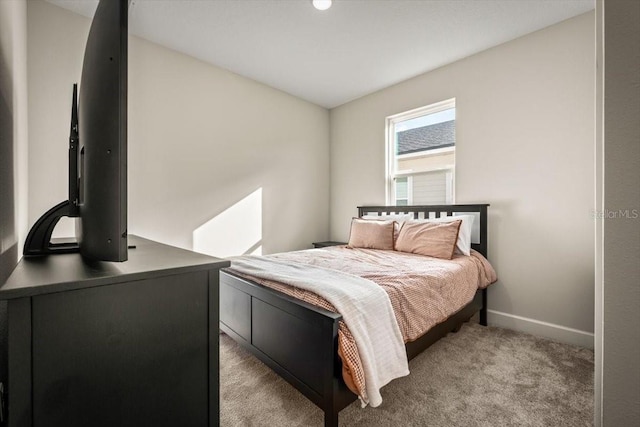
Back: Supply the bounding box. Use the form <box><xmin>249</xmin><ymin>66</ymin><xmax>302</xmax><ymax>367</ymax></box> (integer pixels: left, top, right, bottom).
<box><xmin>395</xmin><ymin>120</ymin><xmax>455</xmax><ymax>205</ymax></box>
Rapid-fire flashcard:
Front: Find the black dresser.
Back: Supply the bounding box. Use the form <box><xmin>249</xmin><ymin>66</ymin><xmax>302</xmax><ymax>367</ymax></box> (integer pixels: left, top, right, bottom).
<box><xmin>0</xmin><ymin>236</ymin><xmax>229</xmax><ymax>427</ymax></box>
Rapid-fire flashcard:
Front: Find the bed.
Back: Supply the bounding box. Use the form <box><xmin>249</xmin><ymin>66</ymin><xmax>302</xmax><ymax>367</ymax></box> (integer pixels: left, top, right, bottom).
<box><xmin>219</xmin><ymin>204</ymin><xmax>493</xmax><ymax>427</ymax></box>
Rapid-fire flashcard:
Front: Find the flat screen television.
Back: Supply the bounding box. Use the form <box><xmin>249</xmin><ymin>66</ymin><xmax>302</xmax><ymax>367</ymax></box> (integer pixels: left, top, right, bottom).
<box><xmin>23</xmin><ymin>0</ymin><xmax>129</xmax><ymax>262</ymax></box>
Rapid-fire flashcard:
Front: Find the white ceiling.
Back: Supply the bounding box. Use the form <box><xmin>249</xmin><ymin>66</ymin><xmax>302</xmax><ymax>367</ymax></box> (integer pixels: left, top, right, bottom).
<box><xmin>46</xmin><ymin>0</ymin><xmax>594</xmax><ymax>109</ymax></box>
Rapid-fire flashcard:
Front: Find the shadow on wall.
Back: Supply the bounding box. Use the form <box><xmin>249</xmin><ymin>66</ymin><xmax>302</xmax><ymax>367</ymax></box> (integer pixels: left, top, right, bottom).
<box><xmin>193</xmin><ymin>188</ymin><xmax>263</xmax><ymax>259</ymax></box>
<box><xmin>0</xmin><ymin>41</ymin><xmax>17</xmax><ymax>284</ymax></box>
<box><xmin>0</xmin><ymin>28</ymin><xmax>18</xmax><ymax>412</ymax></box>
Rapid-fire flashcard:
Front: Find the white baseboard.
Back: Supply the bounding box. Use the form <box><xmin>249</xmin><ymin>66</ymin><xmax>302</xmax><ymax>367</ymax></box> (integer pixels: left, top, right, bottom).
<box><xmin>487</xmin><ymin>309</ymin><xmax>594</xmax><ymax>349</ymax></box>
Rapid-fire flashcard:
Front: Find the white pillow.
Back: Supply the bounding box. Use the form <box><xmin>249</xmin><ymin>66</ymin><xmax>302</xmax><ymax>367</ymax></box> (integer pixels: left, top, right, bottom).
<box><xmin>361</xmin><ymin>213</ymin><xmax>415</xmax><ymax>222</ymax></box>
<box><xmin>419</xmin><ymin>214</ymin><xmax>475</xmax><ymax>256</ymax></box>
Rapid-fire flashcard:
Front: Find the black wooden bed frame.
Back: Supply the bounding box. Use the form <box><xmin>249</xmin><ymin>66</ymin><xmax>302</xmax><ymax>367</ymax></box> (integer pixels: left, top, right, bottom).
<box><xmin>219</xmin><ymin>204</ymin><xmax>490</xmax><ymax>427</ymax></box>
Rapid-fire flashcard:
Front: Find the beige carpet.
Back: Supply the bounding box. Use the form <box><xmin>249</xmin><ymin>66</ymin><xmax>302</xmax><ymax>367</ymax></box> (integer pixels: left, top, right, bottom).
<box><xmin>220</xmin><ymin>323</ymin><xmax>593</xmax><ymax>426</ymax></box>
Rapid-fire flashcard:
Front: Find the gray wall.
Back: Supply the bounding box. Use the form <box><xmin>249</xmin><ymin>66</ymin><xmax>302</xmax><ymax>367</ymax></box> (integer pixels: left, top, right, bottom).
<box><xmin>0</xmin><ymin>0</ymin><xmax>29</xmax><ymax>408</ymax></box>
<box><xmin>0</xmin><ymin>0</ymin><xmax>28</xmax><ymax>284</ymax></box>
<box><xmin>330</xmin><ymin>13</ymin><xmax>595</xmax><ymax>347</ymax></box>
<box><xmin>598</xmin><ymin>0</ymin><xmax>640</xmax><ymax>425</ymax></box>
<box><xmin>26</xmin><ymin>0</ymin><xmax>330</xmax><ymax>256</ymax></box>
<box><xmin>0</xmin><ymin>4</ymin><xmax>17</xmax><ymax>284</ymax></box>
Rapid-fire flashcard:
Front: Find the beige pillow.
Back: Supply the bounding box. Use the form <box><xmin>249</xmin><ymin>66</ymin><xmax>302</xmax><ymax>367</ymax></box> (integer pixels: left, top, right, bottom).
<box><xmin>347</xmin><ymin>218</ymin><xmax>395</xmax><ymax>250</ymax></box>
<box><xmin>413</xmin><ymin>214</ymin><xmax>475</xmax><ymax>256</ymax></box>
<box><xmin>395</xmin><ymin>220</ymin><xmax>462</xmax><ymax>259</ymax></box>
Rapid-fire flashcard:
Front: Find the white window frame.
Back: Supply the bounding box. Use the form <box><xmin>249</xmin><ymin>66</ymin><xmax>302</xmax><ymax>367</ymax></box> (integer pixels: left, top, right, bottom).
<box><xmin>385</xmin><ymin>98</ymin><xmax>456</xmax><ymax>205</ymax></box>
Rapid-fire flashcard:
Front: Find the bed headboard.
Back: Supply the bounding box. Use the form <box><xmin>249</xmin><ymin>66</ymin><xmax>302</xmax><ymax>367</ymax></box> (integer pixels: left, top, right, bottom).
<box><xmin>357</xmin><ymin>204</ymin><xmax>490</xmax><ymax>258</ymax></box>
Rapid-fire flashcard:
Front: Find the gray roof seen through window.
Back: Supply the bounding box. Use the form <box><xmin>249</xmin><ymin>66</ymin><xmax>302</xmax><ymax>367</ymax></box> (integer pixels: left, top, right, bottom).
<box><xmin>397</xmin><ymin>120</ymin><xmax>455</xmax><ymax>155</ymax></box>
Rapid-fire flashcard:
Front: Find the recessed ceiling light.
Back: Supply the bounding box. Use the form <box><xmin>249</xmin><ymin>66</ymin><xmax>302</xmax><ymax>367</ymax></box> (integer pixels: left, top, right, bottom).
<box><xmin>312</xmin><ymin>0</ymin><xmax>332</xmax><ymax>11</ymax></box>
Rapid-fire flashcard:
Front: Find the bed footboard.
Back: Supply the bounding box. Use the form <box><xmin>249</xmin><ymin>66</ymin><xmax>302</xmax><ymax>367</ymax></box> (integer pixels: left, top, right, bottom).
<box><xmin>219</xmin><ymin>271</ymin><xmax>357</xmax><ymax>426</ymax></box>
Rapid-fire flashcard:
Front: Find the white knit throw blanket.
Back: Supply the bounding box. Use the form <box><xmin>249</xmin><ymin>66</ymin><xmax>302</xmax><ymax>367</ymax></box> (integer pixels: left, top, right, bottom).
<box><xmin>230</xmin><ymin>256</ymin><xmax>409</xmax><ymax>407</ymax></box>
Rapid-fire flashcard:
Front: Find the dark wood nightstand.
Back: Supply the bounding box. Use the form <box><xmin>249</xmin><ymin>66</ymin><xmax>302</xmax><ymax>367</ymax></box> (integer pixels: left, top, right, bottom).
<box><xmin>312</xmin><ymin>241</ymin><xmax>347</xmax><ymax>248</ymax></box>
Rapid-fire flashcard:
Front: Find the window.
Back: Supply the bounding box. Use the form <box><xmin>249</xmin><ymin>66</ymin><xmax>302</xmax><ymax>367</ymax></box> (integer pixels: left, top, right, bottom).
<box><xmin>386</xmin><ymin>98</ymin><xmax>455</xmax><ymax>206</ymax></box>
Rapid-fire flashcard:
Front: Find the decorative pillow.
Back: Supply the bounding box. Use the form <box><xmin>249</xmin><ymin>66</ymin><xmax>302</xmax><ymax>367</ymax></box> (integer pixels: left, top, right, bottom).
<box><xmin>395</xmin><ymin>220</ymin><xmax>462</xmax><ymax>259</ymax></box>
<box><xmin>347</xmin><ymin>218</ymin><xmax>395</xmax><ymax>250</ymax></box>
<box><xmin>417</xmin><ymin>214</ymin><xmax>475</xmax><ymax>256</ymax></box>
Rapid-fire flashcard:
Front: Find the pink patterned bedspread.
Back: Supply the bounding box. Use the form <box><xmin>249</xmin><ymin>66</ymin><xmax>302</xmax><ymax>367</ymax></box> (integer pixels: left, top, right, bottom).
<box><xmin>226</xmin><ymin>246</ymin><xmax>497</xmax><ymax>402</ymax></box>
